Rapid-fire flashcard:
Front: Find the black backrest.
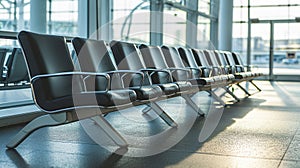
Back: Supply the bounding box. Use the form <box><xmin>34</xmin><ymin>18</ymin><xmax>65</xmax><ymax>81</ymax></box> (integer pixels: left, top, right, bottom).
<box><xmin>178</xmin><ymin>47</ymin><xmax>198</xmax><ymax>68</ymax></box>
<box><xmin>215</xmin><ymin>51</ymin><xmax>229</xmax><ymax>66</ymax></box>
<box><xmin>212</xmin><ymin>50</ymin><xmax>223</xmax><ymax>66</ymax></box>
<box><xmin>18</xmin><ymin>31</ymin><xmax>80</xmax><ymax>102</ymax></box>
<box><xmin>224</xmin><ymin>52</ymin><xmax>236</xmax><ymax>66</ymax></box>
<box><xmin>203</xmin><ymin>50</ymin><xmax>217</xmax><ymax>67</ymax></box>
<box><xmin>193</xmin><ymin>49</ymin><xmax>210</xmax><ymax>67</ymax></box>
<box><xmin>138</xmin><ymin>44</ymin><xmax>172</xmax><ymax>84</ymax></box>
<box><xmin>110</xmin><ymin>40</ymin><xmax>149</xmax><ymax>86</ymax></box>
<box><xmin>192</xmin><ymin>49</ymin><xmax>214</xmax><ymax>77</ymax></box>
<box><xmin>213</xmin><ymin>50</ymin><xmax>230</xmax><ymax>74</ymax></box>
<box><xmin>139</xmin><ymin>44</ymin><xmax>168</xmax><ymax>69</ymax></box>
<box><xmin>161</xmin><ymin>46</ymin><xmax>189</xmax><ymax>81</ymax></box>
<box><xmin>72</xmin><ymin>38</ymin><xmax>120</xmax><ymax>90</ymax></box>
<box><xmin>178</xmin><ymin>47</ymin><xmax>201</xmax><ymax>78</ymax></box>
<box><xmin>232</xmin><ymin>52</ymin><xmax>246</xmax><ymax>72</ymax></box>
<box><xmin>0</xmin><ymin>48</ymin><xmax>8</xmax><ymax>81</ymax></box>
<box><xmin>223</xmin><ymin>51</ymin><xmax>240</xmax><ymax>73</ymax></box>
<box><xmin>5</xmin><ymin>48</ymin><xmax>29</xmax><ymax>83</ymax></box>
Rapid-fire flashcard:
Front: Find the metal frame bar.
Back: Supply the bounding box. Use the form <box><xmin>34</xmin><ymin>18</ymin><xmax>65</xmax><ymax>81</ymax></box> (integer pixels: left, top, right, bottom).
<box><xmin>182</xmin><ymin>95</ymin><xmax>205</xmax><ymax>116</ymax></box>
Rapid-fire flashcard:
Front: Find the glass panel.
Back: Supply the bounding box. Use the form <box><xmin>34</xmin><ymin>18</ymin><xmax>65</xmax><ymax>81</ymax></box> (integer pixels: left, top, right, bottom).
<box><xmin>198</xmin><ymin>0</ymin><xmax>210</xmax><ymax>15</ymax></box>
<box><xmin>274</xmin><ymin>23</ymin><xmax>300</xmax><ymax>75</ymax></box>
<box><xmin>232</xmin><ymin>23</ymin><xmax>248</xmax><ymax>60</ymax></box>
<box><xmin>0</xmin><ymin>0</ymin><xmax>78</xmax><ymax>36</ymax></box>
<box><xmin>250</xmin><ymin>7</ymin><xmax>290</xmax><ymax>20</ymax></box>
<box><xmin>233</xmin><ymin>7</ymin><xmax>248</xmax><ymax>22</ymax></box>
<box><xmin>112</xmin><ymin>0</ymin><xmax>150</xmax><ymax>43</ymax></box>
<box><xmin>234</xmin><ymin>0</ymin><xmax>248</xmax><ymax>7</ymax></box>
<box><xmin>197</xmin><ymin>16</ymin><xmax>210</xmax><ymax>49</ymax></box>
<box><xmin>47</xmin><ymin>0</ymin><xmax>78</xmax><ymax>36</ymax></box>
<box><xmin>251</xmin><ymin>0</ymin><xmax>295</xmax><ymax>6</ymax></box>
<box><xmin>0</xmin><ymin>0</ymin><xmax>31</xmax><ymax>31</ymax></box>
<box><xmin>251</xmin><ymin>24</ymin><xmax>270</xmax><ymax>74</ymax></box>
<box><xmin>289</xmin><ymin>6</ymin><xmax>300</xmax><ymax>19</ymax></box>
<box><xmin>163</xmin><ymin>5</ymin><xmax>187</xmax><ymax>46</ymax></box>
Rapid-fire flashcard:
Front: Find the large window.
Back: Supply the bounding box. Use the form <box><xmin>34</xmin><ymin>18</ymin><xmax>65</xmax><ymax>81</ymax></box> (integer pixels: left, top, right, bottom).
<box><xmin>0</xmin><ymin>0</ymin><xmax>78</xmax><ymax>36</ymax></box>
<box><xmin>47</xmin><ymin>0</ymin><xmax>78</xmax><ymax>36</ymax></box>
<box><xmin>0</xmin><ymin>0</ymin><xmax>79</xmax><ymax>110</ymax></box>
<box><xmin>163</xmin><ymin>5</ymin><xmax>187</xmax><ymax>46</ymax></box>
<box><xmin>233</xmin><ymin>0</ymin><xmax>300</xmax><ymax>78</ymax></box>
<box><xmin>112</xmin><ymin>0</ymin><xmax>150</xmax><ymax>43</ymax></box>
<box><xmin>197</xmin><ymin>16</ymin><xmax>210</xmax><ymax>49</ymax></box>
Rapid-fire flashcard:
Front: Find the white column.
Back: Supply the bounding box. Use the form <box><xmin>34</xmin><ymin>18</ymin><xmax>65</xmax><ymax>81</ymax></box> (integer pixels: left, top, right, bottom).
<box><xmin>218</xmin><ymin>0</ymin><xmax>233</xmax><ymax>51</ymax></box>
<box><xmin>30</xmin><ymin>0</ymin><xmax>47</xmax><ymax>33</ymax></box>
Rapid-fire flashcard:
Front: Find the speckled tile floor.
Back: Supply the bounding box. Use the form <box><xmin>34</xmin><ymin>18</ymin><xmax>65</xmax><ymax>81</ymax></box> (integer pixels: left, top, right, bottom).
<box><xmin>0</xmin><ymin>81</ymin><xmax>300</xmax><ymax>168</ymax></box>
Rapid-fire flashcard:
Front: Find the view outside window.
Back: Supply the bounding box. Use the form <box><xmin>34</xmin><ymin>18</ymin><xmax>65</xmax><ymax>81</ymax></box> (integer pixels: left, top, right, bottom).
<box><xmin>233</xmin><ymin>0</ymin><xmax>300</xmax><ymax>76</ymax></box>
<box><xmin>163</xmin><ymin>5</ymin><xmax>187</xmax><ymax>46</ymax></box>
<box><xmin>112</xmin><ymin>0</ymin><xmax>150</xmax><ymax>43</ymax></box>
<box><xmin>0</xmin><ymin>0</ymin><xmax>78</xmax><ymax>36</ymax></box>
<box><xmin>0</xmin><ymin>0</ymin><xmax>78</xmax><ymax>108</ymax></box>
<box><xmin>198</xmin><ymin>0</ymin><xmax>210</xmax><ymax>15</ymax></box>
<box><xmin>197</xmin><ymin>16</ymin><xmax>210</xmax><ymax>49</ymax></box>
<box><xmin>47</xmin><ymin>0</ymin><xmax>78</xmax><ymax>36</ymax></box>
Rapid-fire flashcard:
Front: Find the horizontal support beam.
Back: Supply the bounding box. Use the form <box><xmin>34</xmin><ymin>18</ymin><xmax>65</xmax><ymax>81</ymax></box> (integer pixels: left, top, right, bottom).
<box><xmin>164</xmin><ymin>1</ymin><xmax>217</xmax><ymax>21</ymax></box>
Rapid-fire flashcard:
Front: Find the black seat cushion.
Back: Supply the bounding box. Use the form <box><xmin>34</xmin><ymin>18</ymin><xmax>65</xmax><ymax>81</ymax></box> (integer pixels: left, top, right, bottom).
<box><xmin>37</xmin><ymin>89</ymin><xmax>137</xmax><ymax>112</ymax></box>
<box><xmin>130</xmin><ymin>85</ymin><xmax>162</xmax><ymax>100</ymax></box>
<box><xmin>189</xmin><ymin>77</ymin><xmax>215</xmax><ymax>86</ymax></box>
<box><xmin>175</xmin><ymin>81</ymin><xmax>194</xmax><ymax>93</ymax></box>
<box><xmin>234</xmin><ymin>73</ymin><xmax>252</xmax><ymax>80</ymax></box>
<box><xmin>157</xmin><ymin>83</ymin><xmax>179</xmax><ymax>96</ymax></box>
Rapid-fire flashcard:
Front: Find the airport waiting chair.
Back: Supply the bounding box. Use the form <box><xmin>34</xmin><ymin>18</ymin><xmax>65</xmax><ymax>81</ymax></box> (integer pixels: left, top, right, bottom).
<box><xmin>202</xmin><ymin>50</ymin><xmax>234</xmax><ymax>86</ymax></box>
<box><xmin>109</xmin><ymin>40</ymin><xmax>198</xmax><ymax>117</ymax></box>
<box><xmin>72</xmin><ymin>38</ymin><xmax>177</xmax><ymax>127</ymax></box>
<box><xmin>177</xmin><ymin>47</ymin><xmax>216</xmax><ymax>88</ymax></box>
<box><xmin>109</xmin><ymin>41</ymin><xmax>204</xmax><ymax>116</ymax></box>
<box><xmin>138</xmin><ymin>44</ymin><xmax>204</xmax><ymax>115</ymax></box>
<box><xmin>223</xmin><ymin>51</ymin><xmax>262</xmax><ymax>95</ymax></box>
<box><xmin>191</xmin><ymin>49</ymin><xmax>227</xmax><ymax>85</ymax></box>
<box><xmin>110</xmin><ymin>41</ymin><xmax>180</xmax><ymax>97</ymax></box>
<box><xmin>231</xmin><ymin>52</ymin><xmax>264</xmax><ymax>77</ymax></box>
<box><xmin>3</xmin><ymin>48</ymin><xmax>29</xmax><ymax>85</ymax></box>
<box><xmin>162</xmin><ymin>46</ymin><xmax>218</xmax><ymax>90</ymax></box>
<box><xmin>191</xmin><ymin>49</ymin><xmax>240</xmax><ymax>106</ymax></box>
<box><xmin>7</xmin><ymin>31</ymin><xmax>139</xmax><ymax>148</ymax></box>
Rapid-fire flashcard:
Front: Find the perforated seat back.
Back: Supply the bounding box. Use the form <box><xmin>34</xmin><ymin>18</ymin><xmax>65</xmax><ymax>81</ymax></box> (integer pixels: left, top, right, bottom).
<box><xmin>18</xmin><ymin>31</ymin><xmax>82</xmax><ymax>102</ymax></box>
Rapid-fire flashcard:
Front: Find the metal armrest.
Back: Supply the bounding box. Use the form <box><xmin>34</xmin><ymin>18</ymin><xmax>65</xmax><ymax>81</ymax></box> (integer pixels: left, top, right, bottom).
<box><xmin>31</xmin><ymin>71</ymin><xmax>111</xmax><ymax>92</ymax></box>
<box><xmin>106</xmin><ymin>70</ymin><xmax>144</xmax><ymax>88</ymax></box>
<box><xmin>185</xmin><ymin>67</ymin><xmax>202</xmax><ymax>72</ymax></box>
<box><xmin>140</xmin><ymin>68</ymin><xmax>171</xmax><ymax>77</ymax></box>
<box><xmin>185</xmin><ymin>67</ymin><xmax>202</xmax><ymax>78</ymax></box>
<box><xmin>139</xmin><ymin>68</ymin><xmax>172</xmax><ymax>83</ymax></box>
<box><xmin>165</xmin><ymin>67</ymin><xmax>192</xmax><ymax>78</ymax></box>
<box><xmin>199</xmin><ymin>66</ymin><xmax>213</xmax><ymax>77</ymax></box>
